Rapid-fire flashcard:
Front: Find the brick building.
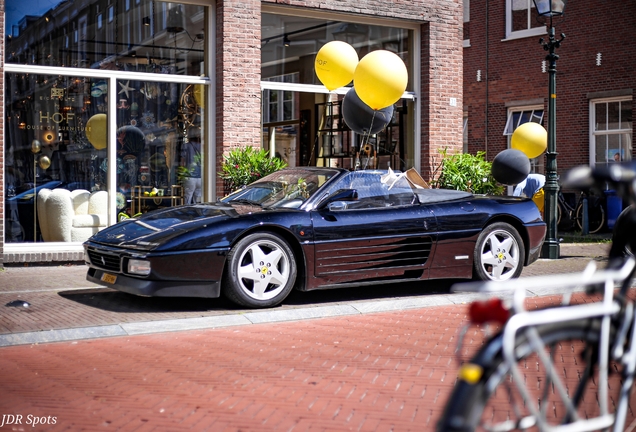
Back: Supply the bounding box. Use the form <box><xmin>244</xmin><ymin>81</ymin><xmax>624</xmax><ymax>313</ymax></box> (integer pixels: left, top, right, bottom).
<box><xmin>0</xmin><ymin>0</ymin><xmax>464</xmax><ymax>265</ymax></box>
<box><xmin>463</xmin><ymin>0</ymin><xmax>635</xmax><ymax>175</ymax></box>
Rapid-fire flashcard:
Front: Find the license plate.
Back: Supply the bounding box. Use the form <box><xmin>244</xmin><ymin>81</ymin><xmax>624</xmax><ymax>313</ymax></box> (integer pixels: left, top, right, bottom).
<box><xmin>100</xmin><ymin>272</ymin><xmax>117</xmax><ymax>284</ymax></box>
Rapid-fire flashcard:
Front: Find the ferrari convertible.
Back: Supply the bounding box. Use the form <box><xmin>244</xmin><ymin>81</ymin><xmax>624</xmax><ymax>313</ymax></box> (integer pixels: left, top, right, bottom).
<box><xmin>84</xmin><ymin>167</ymin><xmax>546</xmax><ymax>308</ymax></box>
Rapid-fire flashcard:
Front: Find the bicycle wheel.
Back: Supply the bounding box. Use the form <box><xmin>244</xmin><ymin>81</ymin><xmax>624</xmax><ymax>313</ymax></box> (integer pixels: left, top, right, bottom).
<box><xmin>575</xmin><ymin>198</ymin><xmax>606</xmax><ymax>234</ymax></box>
<box><xmin>437</xmin><ymin>318</ymin><xmax>630</xmax><ymax>431</ymax></box>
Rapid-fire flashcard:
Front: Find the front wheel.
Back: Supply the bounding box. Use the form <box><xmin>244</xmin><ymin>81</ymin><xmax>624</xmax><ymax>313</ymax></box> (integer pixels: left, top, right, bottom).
<box><xmin>473</xmin><ymin>222</ymin><xmax>524</xmax><ymax>281</ymax></box>
<box><xmin>223</xmin><ymin>232</ymin><xmax>297</xmax><ymax>308</ymax></box>
<box><xmin>437</xmin><ymin>319</ymin><xmax>625</xmax><ymax>431</ymax></box>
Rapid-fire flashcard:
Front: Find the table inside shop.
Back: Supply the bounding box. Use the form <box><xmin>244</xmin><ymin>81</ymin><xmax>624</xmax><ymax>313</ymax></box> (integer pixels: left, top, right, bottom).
<box><xmin>131</xmin><ymin>185</ymin><xmax>183</xmax><ymax>215</ymax></box>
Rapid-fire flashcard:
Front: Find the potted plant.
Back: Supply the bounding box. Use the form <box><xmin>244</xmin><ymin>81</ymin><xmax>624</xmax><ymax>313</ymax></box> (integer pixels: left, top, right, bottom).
<box><xmin>431</xmin><ymin>148</ymin><xmax>504</xmax><ymax>195</ymax></box>
<box><xmin>219</xmin><ymin>146</ymin><xmax>288</xmax><ymax>194</ymax></box>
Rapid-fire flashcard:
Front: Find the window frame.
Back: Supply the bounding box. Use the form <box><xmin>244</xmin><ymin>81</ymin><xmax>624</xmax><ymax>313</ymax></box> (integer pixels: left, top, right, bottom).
<box><xmin>589</xmin><ymin>96</ymin><xmax>633</xmax><ymax>167</ymax></box>
<box><xmin>505</xmin><ymin>0</ymin><xmax>546</xmax><ymax>41</ymax></box>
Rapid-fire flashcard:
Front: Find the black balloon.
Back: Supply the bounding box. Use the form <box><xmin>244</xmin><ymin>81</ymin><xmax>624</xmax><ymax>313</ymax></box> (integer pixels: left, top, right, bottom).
<box><xmin>342</xmin><ymin>88</ymin><xmax>393</xmax><ymax>135</ymax></box>
<box><xmin>491</xmin><ymin>149</ymin><xmax>531</xmax><ymax>185</ymax></box>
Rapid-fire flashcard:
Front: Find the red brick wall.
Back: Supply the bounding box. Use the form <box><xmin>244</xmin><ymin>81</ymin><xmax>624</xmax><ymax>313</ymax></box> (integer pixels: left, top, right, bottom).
<box><xmin>215</xmin><ymin>0</ymin><xmax>263</xmax><ymax>198</ymax></box>
<box><xmin>464</xmin><ymin>0</ymin><xmax>636</xmax><ymax>176</ymax></box>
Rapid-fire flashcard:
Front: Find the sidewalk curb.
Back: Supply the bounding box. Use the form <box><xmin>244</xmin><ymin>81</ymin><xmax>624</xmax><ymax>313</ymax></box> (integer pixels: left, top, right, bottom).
<box><xmin>0</xmin><ymin>285</ymin><xmax>588</xmax><ymax>347</ymax></box>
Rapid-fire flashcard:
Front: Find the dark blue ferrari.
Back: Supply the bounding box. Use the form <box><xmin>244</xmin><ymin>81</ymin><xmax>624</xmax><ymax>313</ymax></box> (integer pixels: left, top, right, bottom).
<box><xmin>84</xmin><ymin>167</ymin><xmax>546</xmax><ymax>308</ymax></box>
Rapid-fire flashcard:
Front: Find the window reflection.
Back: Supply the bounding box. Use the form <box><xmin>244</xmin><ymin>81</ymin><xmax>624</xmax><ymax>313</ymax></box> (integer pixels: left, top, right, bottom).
<box><xmin>261</xmin><ymin>14</ymin><xmax>412</xmax><ymax>89</ymax></box>
<box><xmin>115</xmin><ymin>80</ymin><xmax>204</xmax><ymax>217</ymax></box>
<box><xmin>6</xmin><ymin>0</ymin><xmax>206</xmax><ymax>75</ymax></box>
<box><xmin>5</xmin><ymin>74</ymin><xmax>107</xmax><ymax>242</ymax></box>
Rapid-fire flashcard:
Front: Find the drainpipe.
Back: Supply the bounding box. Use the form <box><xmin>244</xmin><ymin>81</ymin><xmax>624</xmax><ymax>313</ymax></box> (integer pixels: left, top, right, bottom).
<box><xmin>484</xmin><ymin>0</ymin><xmax>489</xmax><ymax>160</ymax></box>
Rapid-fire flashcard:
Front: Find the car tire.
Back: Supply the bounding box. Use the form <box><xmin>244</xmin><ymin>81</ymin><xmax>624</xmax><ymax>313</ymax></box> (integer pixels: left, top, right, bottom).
<box><xmin>223</xmin><ymin>232</ymin><xmax>297</xmax><ymax>308</ymax></box>
<box><xmin>473</xmin><ymin>222</ymin><xmax>525</xmax><ymax>281</ymax></box>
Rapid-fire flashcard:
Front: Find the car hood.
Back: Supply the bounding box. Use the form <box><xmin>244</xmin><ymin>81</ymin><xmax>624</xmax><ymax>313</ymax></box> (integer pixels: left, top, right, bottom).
<box><xmin>87</xmin><ymin>202</ymin><xmax>262</xmax><ymax>249</ymax></box>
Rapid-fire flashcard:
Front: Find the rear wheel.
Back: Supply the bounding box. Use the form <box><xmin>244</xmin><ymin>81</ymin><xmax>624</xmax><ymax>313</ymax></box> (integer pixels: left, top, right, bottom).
<box><xmin>473</xmin><ymin>222</ymin><xmax>524</xmax><ymax>281</ymax></box>
<box><xmin>437</xmin><ymin>319</ymin><xmax>626</xmax><ymax>431</ymax></box>
<box><xmin>575</xmin><ymin>198</ymin><xmax>605</xmax><ymax>234</ymax></box>
<box><xmin>223</xmin><ymin>232</ymin><xmax>297</xmax><ymax>308</ymax></box>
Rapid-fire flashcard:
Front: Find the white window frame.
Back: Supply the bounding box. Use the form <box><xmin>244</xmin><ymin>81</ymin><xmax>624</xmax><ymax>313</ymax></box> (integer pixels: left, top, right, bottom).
<box><xmin>463</xmin><ymin>0</ymin><xmax>470</xmax><ymax>48</ymax></box>
<box><xmin>505</xmin><ymin>0</ymin><xmax>546</xmax><ymax>41</ymax></box>
<box><xmin>589</xmin><ymin>97</ymin><xmax>633</xmax><ymax>167</ymax></box>
<box><xmin>504</xmin><ymin>105</ymin><xmax>545</xmax><ymax>173</ymax></box>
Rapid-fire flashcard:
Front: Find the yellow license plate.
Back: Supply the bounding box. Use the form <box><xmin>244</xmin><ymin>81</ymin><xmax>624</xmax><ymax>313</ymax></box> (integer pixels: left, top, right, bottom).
<box><xmin>100</xmin><ymin>272</ymin><xmax>117</xmax><ymax>284</ymax></box>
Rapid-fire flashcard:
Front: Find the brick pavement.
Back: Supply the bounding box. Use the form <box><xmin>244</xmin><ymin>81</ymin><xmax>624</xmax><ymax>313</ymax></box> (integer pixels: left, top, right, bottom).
<box><xmin>1</xmin><ymin>242</ymin><xmax>628</xmax><ymax>431</ymax></box>
<box><xmin>1</xmin><ymin>291</ymin><xmax>634</xmax><ymax>431</ymax></box>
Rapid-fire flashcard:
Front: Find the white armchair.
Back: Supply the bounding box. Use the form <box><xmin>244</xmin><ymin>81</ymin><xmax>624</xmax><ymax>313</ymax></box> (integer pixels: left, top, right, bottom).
<box><xmin>37</xmin><ymin>188</ymin><xmax>108</xmax><ymax>242</ymax></box>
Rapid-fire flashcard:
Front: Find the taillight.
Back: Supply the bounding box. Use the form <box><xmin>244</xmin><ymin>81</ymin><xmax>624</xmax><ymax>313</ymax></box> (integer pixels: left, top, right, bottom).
<box><xmin>468</xmin><ymin>297</ymin><xmax>510</xmax><ymax>325</ymax></box>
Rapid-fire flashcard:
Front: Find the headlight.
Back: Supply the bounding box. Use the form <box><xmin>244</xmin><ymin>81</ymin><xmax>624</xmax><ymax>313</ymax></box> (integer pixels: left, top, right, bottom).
<box><xmin>128</xmin><ymin>259</ymin><xmax>151</xmax><ymax>276</ymax></box>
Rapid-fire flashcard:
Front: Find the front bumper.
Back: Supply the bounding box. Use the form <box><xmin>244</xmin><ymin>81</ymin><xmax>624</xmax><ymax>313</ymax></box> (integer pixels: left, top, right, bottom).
<box><xmin>87</xmin><ymin>267</ymin><xmax>221</xmax><ymax>298</ymax></box>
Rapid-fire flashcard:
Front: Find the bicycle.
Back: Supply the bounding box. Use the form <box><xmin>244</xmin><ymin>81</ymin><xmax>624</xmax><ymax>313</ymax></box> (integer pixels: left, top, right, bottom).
<box><xmin>437</xmin><ymin>163</ymin><xmax>636</xmax><ymax>432</ymax></box>
<box><xmin>557</xmin><ymin>188</ymin><xmax>606</xmax><ymax>234</ymax></box>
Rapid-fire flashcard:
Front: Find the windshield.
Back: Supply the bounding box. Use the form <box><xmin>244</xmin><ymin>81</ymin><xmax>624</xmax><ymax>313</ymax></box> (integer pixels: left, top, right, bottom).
<box><xmin>221</xmin><ymin>168</ymin><xmax>340</xmax><ymax>209</ymax></box>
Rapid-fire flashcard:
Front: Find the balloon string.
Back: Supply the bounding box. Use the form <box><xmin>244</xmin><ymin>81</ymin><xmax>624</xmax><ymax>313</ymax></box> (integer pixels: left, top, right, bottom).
<box><xmin>360</xmin><ymin>110</ymin><xmax>378</xmax><ymax>170</ymax></box>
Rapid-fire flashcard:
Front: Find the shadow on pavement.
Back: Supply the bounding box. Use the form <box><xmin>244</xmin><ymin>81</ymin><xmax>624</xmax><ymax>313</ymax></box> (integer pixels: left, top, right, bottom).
<box><xmin>58</xmin><ymin>288</ymin><xmax>239</xmax><ymax>313</ymax></box>
<box><xmin>57</xmin><ymin>278</ymin><xmax>458</xmax><ymax>314</ymax></box>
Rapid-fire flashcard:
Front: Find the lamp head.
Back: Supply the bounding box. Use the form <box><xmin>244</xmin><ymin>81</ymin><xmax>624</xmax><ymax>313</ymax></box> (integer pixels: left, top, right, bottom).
<box><xmin>533</xmin><ymin>0</ymin><xmax>567</xmax><ymax>17</ymax></box>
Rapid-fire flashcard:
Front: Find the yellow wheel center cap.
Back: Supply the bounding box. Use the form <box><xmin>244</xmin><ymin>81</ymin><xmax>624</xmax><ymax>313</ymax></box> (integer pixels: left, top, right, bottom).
<box><xmin>497</xmin><ymin>252</ymin><xmax>505</xmax><ymax>260</ymax></box>
<box><xmin>261</xmin><ymin>266</ymin><xmax>268</xmax><ymax>275</ymax></box>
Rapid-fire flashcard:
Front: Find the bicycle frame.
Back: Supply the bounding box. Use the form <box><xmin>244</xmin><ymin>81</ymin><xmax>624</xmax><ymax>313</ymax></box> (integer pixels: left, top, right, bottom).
<box><xmin>453</xmin><ymin>257</ymin><xmax>636</xmax><ymax>432</ymax></box>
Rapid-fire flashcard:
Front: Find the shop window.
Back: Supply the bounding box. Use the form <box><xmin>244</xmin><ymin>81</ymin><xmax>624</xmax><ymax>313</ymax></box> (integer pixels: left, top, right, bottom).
<box><xmin>506</xmin><ymin>0</ymin><xmax>546</xmax><ymax>40</ymax></box>
<box><xmin>4</xmin><ymin>0</ymin><xmax>212</xmax><ymax>245</ymax></box>
<box><xmin>504</xmin><ymin>107</ymin><xmax>545</xmax><ymax>173</ymax></box>
<box><xmin>5</xmin><ymin>0</ymin><xmax>206</xmax><ymax>75</ymax></box>
<box><xmin>261</xmin><ymin>11</ymin><xmax>416</xmax><ymax>172</ymax></box>
<box><xmin>4</xmin><ymin>74</ymin><xmax>107</xmax><ymax>243</ymax></box>
<box><xmin>3</xmin><ymin>73</ymin><xmax>206</xmax><ymax>243</ymax></box>
<box><xmin>261</xmin><ymin>13</ymin><xmax>412</xmax><ymax>88</ymax></box>
<box><xmin>590</xmin><ymin>98</ymin><xmax>633</xmax><ymax>167</ymax></box>
<box><xmin>115</xmin><ymin>81</ymin><xmax>205</xmax><ymax>214</ymax></box>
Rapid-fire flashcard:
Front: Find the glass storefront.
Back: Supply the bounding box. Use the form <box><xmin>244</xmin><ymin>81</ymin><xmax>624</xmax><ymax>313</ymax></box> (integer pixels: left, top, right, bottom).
<box><xmin>5</xmin><ymin>0</ymin><xmax>209</xmax><ymax>244</ymax></box>
<box><xmin>261</xmin><ymin>12</ymin><xmax>417</xmax><ymax>171</ymax></box>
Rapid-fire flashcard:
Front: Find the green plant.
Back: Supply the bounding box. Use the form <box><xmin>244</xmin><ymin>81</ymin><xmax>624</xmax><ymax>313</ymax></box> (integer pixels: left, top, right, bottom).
<box><xmin>431</xmin><ymin>148</ymin><xmax>504</xmax><ymax>195</ymax></box>
<box><xmin>219</xmin><ymin>146</ymin><xmax>288</xmax><ymax>192</ymax></box>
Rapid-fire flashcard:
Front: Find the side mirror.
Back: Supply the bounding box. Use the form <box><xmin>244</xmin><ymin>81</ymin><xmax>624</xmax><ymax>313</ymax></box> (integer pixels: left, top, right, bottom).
<box><xmin>316</xmin><ymin>189</ymin><xmax>358</xmax><ymax>210</ymax></box>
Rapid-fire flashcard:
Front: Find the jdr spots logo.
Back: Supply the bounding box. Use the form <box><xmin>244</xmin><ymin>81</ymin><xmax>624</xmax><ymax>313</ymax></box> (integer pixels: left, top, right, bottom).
<box><xmin>1</xmin><ymin>415</ymin><xmax>57</xmax><ymax>428</ymax></box>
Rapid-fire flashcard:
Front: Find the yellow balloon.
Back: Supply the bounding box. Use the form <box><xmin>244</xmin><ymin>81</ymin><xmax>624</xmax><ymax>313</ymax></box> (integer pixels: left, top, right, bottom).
<box><xmin>315</xmin><ymin>41</ymin><xmax>359</xmax><ymax>91</ymax></box>
<box><xmin>511</xmin><ymin>122</ymin><xmax>547</xmax><ymax>159</ymax></box>
<box><xmin>38</xmin><ymin>155</ymin><xmax>51</xmax><ymax>170</ymax></box>
<box><xmin>31</xmin><ymin>140</ymin><xmax>41</xmax><ymax>154</ymax></box>
<box><xmin>353</xmin><ymin>50</ymin><xmax>408</xmax><ymax>110</ymax></box>
<box><xmin>193</xmin><ymin>85</ymin><xmax>205</xmax><ymax>109</ymax></box>
<box><xmin>86</xmin><ymin>114</ymin><xmax>108</xmax><ymax>150</ymax></box>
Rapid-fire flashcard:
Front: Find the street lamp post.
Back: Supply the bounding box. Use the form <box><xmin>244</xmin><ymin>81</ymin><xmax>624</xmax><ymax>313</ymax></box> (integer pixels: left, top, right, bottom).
<box><xmin>533</xmin><ymin>0</ymin><xmax>567</xmax><ymax>259</ymax></box>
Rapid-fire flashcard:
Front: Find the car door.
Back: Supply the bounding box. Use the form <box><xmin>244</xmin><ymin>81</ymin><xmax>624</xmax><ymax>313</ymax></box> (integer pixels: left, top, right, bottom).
<box><xmin>309</xmin><ymin>172</ymin><xmax>437</xmax><ymax>287</ymax></box>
